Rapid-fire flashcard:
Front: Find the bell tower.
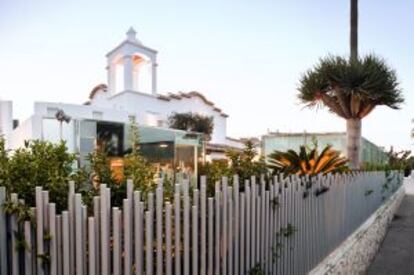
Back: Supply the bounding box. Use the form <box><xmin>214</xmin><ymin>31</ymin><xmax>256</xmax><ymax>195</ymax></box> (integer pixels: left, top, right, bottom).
<box><xmin>106</xmin><ymin>27</ymin><xmax>158</xmax><ymax>95</ymax></box>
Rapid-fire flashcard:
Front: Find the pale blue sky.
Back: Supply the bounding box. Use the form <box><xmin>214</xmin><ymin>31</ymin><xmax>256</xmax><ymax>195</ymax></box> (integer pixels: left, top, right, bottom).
<box><xmin>0</xmin><ymin>0</ymin><xmax>412</xmax><ymax>150</ymax></box>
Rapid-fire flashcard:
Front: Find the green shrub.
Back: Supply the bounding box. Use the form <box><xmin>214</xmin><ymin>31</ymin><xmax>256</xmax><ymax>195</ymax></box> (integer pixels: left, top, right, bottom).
<box><xmin>0</xmin><ymin>138</ymin><xmax>80</xmax><ymax>212</ymax></box>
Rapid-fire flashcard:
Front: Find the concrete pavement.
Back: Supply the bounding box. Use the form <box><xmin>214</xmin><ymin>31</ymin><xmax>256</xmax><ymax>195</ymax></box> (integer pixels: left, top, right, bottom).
<box><xmin>367</xmin><ymin>182</ymin><xmax>414</xmax><ymax>275</ymax></box>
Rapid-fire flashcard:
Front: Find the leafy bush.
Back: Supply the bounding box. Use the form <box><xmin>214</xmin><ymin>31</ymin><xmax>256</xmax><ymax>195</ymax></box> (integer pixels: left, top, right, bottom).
<box><xmin>123</xmin><ymin>119</ymin><xmax>157</xmax><ymax>197</ymax></box>
<box><xmin>0</xmin><ymin>138</ymin><xmax>80</xmax><ymax>212</ymax></box>
<box><xmin>227</xmin><ymin>140</ymin><xmax>268</xmax><ymax>187</ymax></box>
<box><xmin>199</xmin><ymin>140</ymin><xmax>268</xmax><ymax>193</ymax></box>
<box><xmin>0</xmin><ymin>117</ymin><xmax>158</xmax><ymax>212</ymax></box>
<box><xmin>198</xmin><ymin>159</ymin><xmax>231</xmax><ymax>195</ymax></box>
<box><xmin>363</xmin><ymin>146</ymin><xmax>414</xmax><ymax>176</ymax></box>
<box><xmin>168</xmin><ymin>112</ymin><xmax>214</xmax><ymax>140</ymax></box>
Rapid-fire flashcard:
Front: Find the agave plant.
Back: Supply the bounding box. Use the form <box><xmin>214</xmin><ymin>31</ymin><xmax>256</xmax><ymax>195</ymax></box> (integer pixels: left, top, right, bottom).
<box><xmin>268</xmin><ymin>144</ymin><xmax>348</xmax><ymax>176</ymax></box>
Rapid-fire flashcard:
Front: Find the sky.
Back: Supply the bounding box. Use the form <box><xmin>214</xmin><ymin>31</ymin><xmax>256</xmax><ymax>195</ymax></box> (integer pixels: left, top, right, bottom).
<box><xmin>0</xmin><ymin>0</ymin><xmax>412</xmax><ymax>150</ymax></box>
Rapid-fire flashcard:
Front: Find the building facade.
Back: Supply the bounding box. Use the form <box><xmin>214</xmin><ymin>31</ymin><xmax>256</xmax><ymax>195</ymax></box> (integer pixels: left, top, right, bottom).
<box><xmin>2</xmin><ymin>28</ymin><xmax>244</xmax><ymax>180</ymax></box>
<box><xmin>262</xmin><ymin>132</ymin><xmax>388</xmax><ymax>165</ymax></box>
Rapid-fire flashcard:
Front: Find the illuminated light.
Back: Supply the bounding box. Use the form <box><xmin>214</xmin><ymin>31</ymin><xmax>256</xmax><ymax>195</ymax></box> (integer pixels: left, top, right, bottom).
<box><xmin>159</xmin><ymin>143</ymin><xmax>168</xmax><ymax>148</ymax></box>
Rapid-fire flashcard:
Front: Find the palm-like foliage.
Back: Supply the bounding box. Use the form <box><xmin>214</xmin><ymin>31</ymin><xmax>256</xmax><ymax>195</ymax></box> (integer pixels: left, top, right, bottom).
<box><xmin>298</xmin><ymin>55</ymin><xmax>403</xmax><ymax>118</ymax></box>
<box><xmin>268</xmin><ymin>144</ymin><xmax>348</xmax><ymax>176</ymax></box>
<box><xmin>298</xmin><ymin>55</ymin><xmax>403</xmax><ymax>169</ymax></box>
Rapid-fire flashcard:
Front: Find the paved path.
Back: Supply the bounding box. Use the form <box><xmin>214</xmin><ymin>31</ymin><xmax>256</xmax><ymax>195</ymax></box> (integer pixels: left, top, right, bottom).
<box><xmin>367</xmin><ymin>183</ymin><xmax>414</xmax><ymax>275</ymax></box>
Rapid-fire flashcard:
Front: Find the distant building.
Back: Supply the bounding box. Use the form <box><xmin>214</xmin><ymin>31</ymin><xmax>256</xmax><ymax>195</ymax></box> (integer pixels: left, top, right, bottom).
<box><xmin>262</xmin><ymin>132</ymin><xmax>388</xmax><ymax>165</ymax></box>
<box><xmin>4</xmin><ymin>28</ymin><xmax>244</xmax><ymax>179</ymax></box>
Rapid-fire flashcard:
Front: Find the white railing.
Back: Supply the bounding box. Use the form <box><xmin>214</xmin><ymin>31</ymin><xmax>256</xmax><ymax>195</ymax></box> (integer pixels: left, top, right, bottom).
<box><xmin>0</xmin><ymin>171</ymin><xmax>403</xmax><ymax>275</ymax></box>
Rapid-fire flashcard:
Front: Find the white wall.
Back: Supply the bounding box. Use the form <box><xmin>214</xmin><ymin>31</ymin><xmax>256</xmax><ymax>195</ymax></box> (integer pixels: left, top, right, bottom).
<box><xmin>93</xmin><ymin>91</ymin><xmax>229</xmax><ymax>144</ymax></box>
<box><xmin>0</xmin><ymin>100</ymin><xmax>13</xmax><ymax>145</ymax></box>
<box><xmin>34</xmin><ymin>102</ymin><xmax>129</xmax><ymax>123</ymax></box>
<box><xmin>10</xmin><ymin>92</ymin><xmax>232</xmax><ymax>151</ymax></box>
<box><xmin>8</xmin><ymin>116</ymin><xmax>33</xmax><ymax>149</ymax></box>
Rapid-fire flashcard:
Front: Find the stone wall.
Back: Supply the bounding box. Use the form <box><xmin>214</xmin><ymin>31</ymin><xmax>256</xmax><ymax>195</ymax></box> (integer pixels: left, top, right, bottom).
<box><xmin>309</xmin><ymin>185</ymin><xmax>405</xmax><ymax>275</ymax></box>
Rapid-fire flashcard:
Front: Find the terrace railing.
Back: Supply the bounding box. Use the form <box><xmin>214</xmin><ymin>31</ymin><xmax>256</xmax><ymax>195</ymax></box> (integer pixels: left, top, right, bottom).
<box><xmin>0</xmin><ymin>171</ymin><xmax>404</xmax><ymax>275</ymax></box>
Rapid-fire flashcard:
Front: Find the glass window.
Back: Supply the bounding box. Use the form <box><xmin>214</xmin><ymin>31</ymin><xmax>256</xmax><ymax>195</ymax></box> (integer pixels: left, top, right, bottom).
<box><xmin>96</xmin><ymin>121</ymin><xmax>124</xmax><ymax>157</ymax></box>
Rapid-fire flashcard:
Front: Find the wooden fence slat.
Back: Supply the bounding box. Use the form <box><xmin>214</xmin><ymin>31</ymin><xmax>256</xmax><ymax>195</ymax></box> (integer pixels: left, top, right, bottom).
<box><xmin>222</xmin><ymin>178</ymin><xmax>228</xmax><ymax>275</ymax></box>
<box><xmin>165</xmin><ymin>202</ymin><xmax>172</xmax><ymax>275</ymax></box>
<box><xmin>68</xmin><ymin>181</ymin><xmax>75</xmax><ymax>275</ymax></box>
<box><xmin>0</xmin><ymin>187</ymin><xmax>7</xmax><ymax>275</ymax></box>
<box><xmin>88</xmin><ymin>217</ymin><xmax>96</xmax><ymax>275</ymax></box>
<box><xmin>24</xmin><ymin>221</ymin><xmax>33</xmax><ymax>275</ymax></box>
<box><xmin>250</xmin><ymin>179</ymin><xmax>256</xmax><ymax>268</ymax></box>
<box><xmin>62</xmin><ymin>211</ymin><xmax>70</xmax><ymax>275</ymax></box>
<box><xmin>82</xmin><ymin>205</ymin><xmax>87</xmax><ymax>275</ymax></box>
<box><xmin>207</xmin><ymin>198</ymin><xmax>214</xmax><ymax>275</ymax></box>
<box><xmin>113</xmin><ymin>208</ymin><xmax>121</xmax><ymax>275</ymax></box>
<box><xmin>265</xmin><ymin>178</ymin><xmax>271</xmax><ymax>274</ymax></box>
<box><xmin>214</xmin><ymin>187</ymin><xmax>220</xmax><ymax>275</ymax></box>
<box><xmin>75</xmin><ymin>194</ymin><xmax>83</xmax><ymax>275</ymax></box>
<box><xmin>200</xmin><ymin>178</ymin><xmax>207</xmax><ymax>275</ymax></box>
<box><xmin>49</xmin><ymin>203</ymin><xmax>57</xmax><ymax>275</ymax></box>
<box><xmin>156</xmin><ymin>187</ymin><xmax>163</xmax><ymax>275</ymax></box>
<box><xmin>35</xmin><ymin>187</ymin><xmax>44</xmax><ymax>275</ymax></box>
<box><xmin>240</xmin><ymin>193</ymin><xmax>246</xmax><ymax>275</ymax></box>
<box><xmin>183</xmin><ymin>186</ymin><xmax>190</xmax><ymax>275</ymax></box>
<box><xmin>10</xmin><ymin>193</ymin><xmax>18</xmax><ymax>275</ymax></box>
<box><xmin>145</xmin><ymin>210</ymin><xmax>153</xmax><ymax>275</ymax></box>
<box><xmin>56</xmin><ymin>215</ymin><xmax>62</xmax><ymax>275</ymax></box>
<box><xmin>192</xmin><ymin>205</ymin><xmax>198</xmax><ymax>275</ymax></box>
<box><xmin>135</xmin><ymin>201</ymin><xmax>144</xmax><ymax>275</ymax></box>
<box><xmin>126</xmin><ymin>181</ymin><xmax>133</xmax><ymax>275</ymax></box>
<box><xmin>93</xmin><ymin>196</ymin><xmax>100</xmax><ymax>274</ymax></box>
<box><xmin>233</xmin><ymin>176</ymin><xmax>240</xmax><ymax>275</ymax></box>
<box><xmin>174</xmin><ymin>191</ymin><xmax>181</xmax><ymax>275</ymax></box>
<box><xmin>245</xmin><ymin>181</ymin><xmax>251</xmax><ymax>271</ymax></box>
<box><xmin>228</xmin><ymin>192</ymin><xmax>233</xmax><ymax>275</ymax></box>
<box><xmin>124</xmin><ymin>199</ymin><xmax>132</xmax><ymax>275</ymax></box>
<box><xmin>261</xmin><ymin>182</ymin><xmax>266</xmax><ymax>268</ymax></box>
<box><xmin>100</xmin><ymin>185</ymin><xmax>109</xmax><ymax>275</ymax></box>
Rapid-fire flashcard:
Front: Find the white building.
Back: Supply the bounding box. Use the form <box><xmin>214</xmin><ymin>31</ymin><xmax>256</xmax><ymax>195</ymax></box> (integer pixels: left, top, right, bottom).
<box><xmin>0</xmin><ymin>100</ymin><xmax>13</xmax><ymax>143</ymax></box>
<box><xmin>2</xmin><ymin>28</ymin><xmax>243</xmax><ymax>171</ymax></box>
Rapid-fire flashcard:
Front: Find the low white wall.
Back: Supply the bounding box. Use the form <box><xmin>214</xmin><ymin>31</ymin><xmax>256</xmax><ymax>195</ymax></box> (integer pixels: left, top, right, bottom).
<box><xmin>309</xmin><ymin>182</ymin><xmax>406</xmax><ymax>275</ymax></box>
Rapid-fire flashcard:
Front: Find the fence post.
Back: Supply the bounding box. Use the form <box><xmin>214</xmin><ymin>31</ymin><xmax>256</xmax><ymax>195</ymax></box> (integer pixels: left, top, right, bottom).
<box><xmin>156</xmin><ymin>187</ymin><xmax>163</xmax><ymax>275</ymax></box>
<box><xmin>207</xmin><ymin>198</ymin><xmax>214</xmax><ymax>275</ymax></box>
<box><xmin>49</xmin><ymin>203</ymin><xmax>57</xmax><ymax>275</ymax></box>
<box><xmin>124</xmin><ymin>199</ymin><xmax>132</xmax><ymax>275</ymax></box>
<box><xmin>165</xmin><ymin>202</ymin><xmax>172</xmax><ymax>275</ymax></box>
<box><xmin>134</xmin><ymin>200</ymin><xmax>144</xmax><ymax>275</ymax></box>
<box><xmin>75</xmin><ymin>194</ymin><xmax>83</xmax><ymax>275</ymax></box>
<box><xmin>183</xmin><ymin>181</ymin><xmax>190</xmax><ymax>275</ymax></box>
<box><xmin>62</xmin><ymin>211</ymin><xmax>70</xmax><ymax>275</ymax></box>
<box><xmin>174</xmin><ymin>186</ymin><xmax>181</xmax><ymax>275</ymax></box>
<box><xmin>0</xmin><ymin>187</ymin><xmax>7</xmax><ymax>275</ymax></box>
<box><xmin>68</xmin><ymin>181</ymin><xmax>75</xmax><ymax>275</ymax></box>
<box><xmin>214</xmin><ymin>183</ymin><xmax>221</xmax><ymax>275</ymax></box>
<box><xmin>113</xmin><ymin>207</ymin><xmax>121</xmax><ymax>275</ymax></box>
<box><xmin>35</xmin><ymin>187</ymin><xmax>44</xmax><ymax>275</ymax></box>
<box><xmin>145</xmin><ymin>210</ymin><xmax>153</xmax><ymax>275</ymax></box>
<box><xmin>88</xmin><ymin>217</ymin><xmax>96</xmax><ymax>275</ymax></box>
<box><xmin>24</xmin><ymin>220</ymin><xmax>33</xmax><ymax>275</ymax></box>
<box><xmin>100</xmin><ymin>185</ymin><xmax>109</xmax><ymax>275</ymax></box>
<box><xmin>200</xmin><ymin>177</ymin><xmax>207</xmax><ymax>275</ymax></box>
<box><xmin>10</xmin><ymin>193</ymin><xmax>18</xmax><ymax>275</ymax></box>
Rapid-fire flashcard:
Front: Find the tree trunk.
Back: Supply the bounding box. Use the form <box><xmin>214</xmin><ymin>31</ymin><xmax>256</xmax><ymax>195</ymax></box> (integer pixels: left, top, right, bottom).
<box><xmin>346</xmin><ymin>118</ymin><xmax>361</xmax><ymax>169</ymax></box>
<box><xmin>350</xmin><ymin>0</ymin><xmax>358</xmax><ymax>61</ymax></box>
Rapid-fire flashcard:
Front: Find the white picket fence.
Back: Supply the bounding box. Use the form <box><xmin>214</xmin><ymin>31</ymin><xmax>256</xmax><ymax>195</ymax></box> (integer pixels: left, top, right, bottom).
<box><xmin>0</xmin><ymin>171</ymin><xmax>403</xmax><ymax>275</ymax></box>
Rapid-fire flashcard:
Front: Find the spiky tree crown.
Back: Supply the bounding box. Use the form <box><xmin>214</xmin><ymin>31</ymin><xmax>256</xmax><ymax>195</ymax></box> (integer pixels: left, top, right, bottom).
<box><xmin>298</xmin><ymin>55</ymin><xmax>404</xmax><ymax>119</ymax></box>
